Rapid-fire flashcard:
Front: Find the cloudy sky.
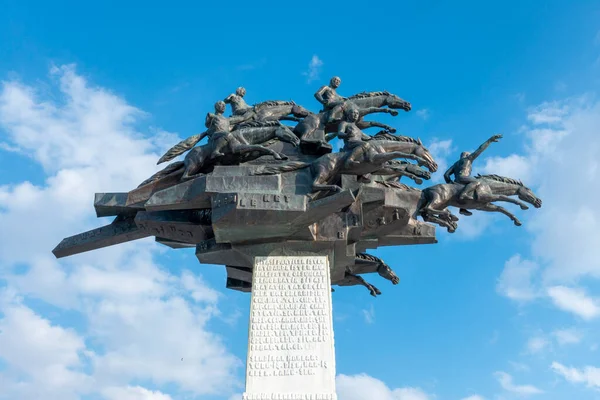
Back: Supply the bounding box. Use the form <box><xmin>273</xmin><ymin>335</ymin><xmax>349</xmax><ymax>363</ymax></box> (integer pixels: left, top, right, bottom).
<box><xmin>1</xmin><ymin>1</ymin><xmax>599</xmax><ymax>399</ymax></box>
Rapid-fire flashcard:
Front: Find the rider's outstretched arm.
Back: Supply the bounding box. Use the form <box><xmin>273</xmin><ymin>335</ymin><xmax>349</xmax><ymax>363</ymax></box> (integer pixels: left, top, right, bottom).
<box><xmin>469</xmin><ymin>134</ymin><xmax>501</xmax><ymax>161</ymax></box>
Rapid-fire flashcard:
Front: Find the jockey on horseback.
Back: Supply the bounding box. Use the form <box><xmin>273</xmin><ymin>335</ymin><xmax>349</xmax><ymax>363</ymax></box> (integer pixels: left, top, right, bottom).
<box><xmin>443</xmin><ymin>134</ymin><xmax>503</xmax><ymax>215</ymax></box>
<box><xmin>336</xmin><ymin>107</ymin><xmax>372</xmax><ymax>152</ymax></box>
<box><xmin>204</xmin><ymin>101</ymin><xmax>252</xmax><ymax>159</ymax></box>
<box><xmin>314</xmin><ymin>76</ymin><xmax>347</xmax><ymax>123</ymax></box>
<box><xmin>224</xmin><ymin>87</ymin><xmax>253</xmax><ymax>117</ymax></box>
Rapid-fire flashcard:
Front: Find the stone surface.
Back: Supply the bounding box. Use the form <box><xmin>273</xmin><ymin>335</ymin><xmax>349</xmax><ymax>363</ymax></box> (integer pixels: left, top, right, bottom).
<box><xmin>53</xmin><ymin>216</ymin><xmax>152</xmax><ymax>258</ymax></box>
<box><xmin>243</xmin><ymin>256</ymin><xmax>337</xmax><ymax>400</ymax></box>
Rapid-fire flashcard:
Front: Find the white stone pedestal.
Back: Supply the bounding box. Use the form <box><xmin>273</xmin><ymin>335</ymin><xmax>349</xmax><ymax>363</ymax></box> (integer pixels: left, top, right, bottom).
<box><xmin>243</xmin><ymin>256</ymin><xmax>337</xmax><ymax>400</ymax></box>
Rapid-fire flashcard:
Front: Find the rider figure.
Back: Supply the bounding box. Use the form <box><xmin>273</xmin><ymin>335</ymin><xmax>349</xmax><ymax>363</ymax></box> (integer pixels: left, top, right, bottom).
<box><xmin>203</xmin><ymin>101</ymin><xmax>252</xmax><ymax>159</ymax></box>
<box><xmin>314</xmin><ymin>76</ymin><xmax>347</xmax><ymax>123</ymax></box>
<box><xmin>444</xmin><ymin>134</ymin><xmax>503</xmax><ymax>215</ymax></box>
<box><xmin>224</xmin><ymin>87</ymin><xmax>252</xmax><ymax>117</ymax></box>
<box><xmin>337</xmin><ymin>107</ymin><xmax>371</xmax><ymax>152</ymax></box>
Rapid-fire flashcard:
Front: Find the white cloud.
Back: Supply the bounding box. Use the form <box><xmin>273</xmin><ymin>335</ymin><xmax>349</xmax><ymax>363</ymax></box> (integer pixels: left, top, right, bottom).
<box><xmin>547</xmin><ymin>286</ymin><xmax>600</xmax><ymax>320</ymax></box>
<box><xmin>336</xmin><ymin>374</ymin><xmax>432</xmax><ymax>400</ymax></box>
<box><xmin>526</xmin><ymin>336</ymin><xmax>550</xmax><ymax>354</ymax></box>
<box><xmin>491</xmin><ymin>95</ymin><xmax>600</xmax><ymax>315</ymax></box>
<box><xmin>551</xmin><ymin>362</ymin><xmax>600</xmax><ymax>389</ymax></box>
<box><xmin>0</xmin><ymin>65</ymin><xmax>240</xmax><ymax>399</ymax></box>
<box><xmin>303</xmin><ymin>55</ymin><xmax>323</xmax><ymax>84</ymax></box>
<box><xmin>482</xmin><ymin>154</ymin><xmax>532</xmax><ymax>186</ymax></box>
<box><xmin>461</xmin><ymin>396</ymin><xmax>485</xmax><ymax>400</ymax></box>
<box><xmin>509</xmin><ymin>362</ymin><xmax>531</xmax><ymax>372</ymax></box>
<box><xmin>416</xmin><ymin>109</ymin><xmax>430</xmax><ymax>120</ymax></box>
<box><xmin>427</xmin><ymin>138</ymin><xmax>454</xmax><ymax>184</ymax></box>
<box><xmin>494</xmin><ymin>371</ymin><xmax>543</xmax><ymax>396</ymax></box>
<box><xmin>496</xmin><ymin>255</ymin><xmax>540</xmax><ymax>302</ymax></box>
<box><xmin>362</xmin><ymin>304</ymin><xmax>375</xmax><ymax>324</ymax></box>
<box><xmin>552</xmin><ymin>328</ymin><xmax>583</xmax><ymax>345</ymax></box>
<box><xmin>102</xmin><ymin>386</ymin><xmax>173</xmax><ymax>400</ymax></box>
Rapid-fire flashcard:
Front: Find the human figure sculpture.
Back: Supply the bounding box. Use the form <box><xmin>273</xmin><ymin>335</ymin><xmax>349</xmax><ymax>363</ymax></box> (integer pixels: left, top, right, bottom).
<box><xmin>204</xmin><ymin>101</ymin><xmax>253</xmax><ymax>159</ymax></box>
<box><xmin>336</xmin><ymin>107</ymin><xmax>372</xmax><ymax>152</ymax></box>
<box><xmin>443</xmin><ymin>134</ymin><xmax>503</xmax><ymax>215</ymax></box>
<box><xmin>224</xmin><ymin>87</ymin><xmax>252</xmax><ymax>117</ymax></box>
<box><xmin>314</xmin><ymin>76</ymin><xmax>346</xmax><ymax>123</ymax></box>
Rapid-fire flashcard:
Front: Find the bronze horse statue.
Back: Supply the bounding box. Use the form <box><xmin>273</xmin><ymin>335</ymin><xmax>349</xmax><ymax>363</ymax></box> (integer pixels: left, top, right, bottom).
<box><xmin>295</xmin><ymin>91</ymin><xmax>412</xmax><ymax>155</ymax></box>
<box><xmin>252</xmin><ymin>135</ymin><xmax>438</xmax><ymax>193</ymax></box>
<box><xmin>418</xmin><ymin>174</ymin><xmax>542</xmax><ymax>232</ymax></box>
<box><xmin>332</xmin><ymin>253</ymin><xmax>400</xmax><ymax>297</ymax></box>
<box><xmin>139</xmin><ymin>122</ymin><xmax>300</xmax><ymax>186</ymax></box>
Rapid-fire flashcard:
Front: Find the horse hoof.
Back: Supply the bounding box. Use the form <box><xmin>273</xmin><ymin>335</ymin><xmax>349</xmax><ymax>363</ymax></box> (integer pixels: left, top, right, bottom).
<box><xmin>415</xmin><ymin>178</ymin><xmax>423</xmax><ymax>184</ymax></box>
<box><xmin>514</xmin><ymin>220</ymin><xmax>522</xmax><ymax>226</ymax></box>
<box><xmin>390</xmin><ymin>110</ymin><xmax>399</xmax><ymax>116</ymax></box>
<box><xmin>520</xmin><ymin>205</ymin><xmax>529</xmax><ymax>210</ymax></box>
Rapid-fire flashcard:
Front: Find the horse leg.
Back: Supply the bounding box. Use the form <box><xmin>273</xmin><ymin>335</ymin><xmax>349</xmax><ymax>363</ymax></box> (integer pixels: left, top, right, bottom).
<box><xmin>423</xmin><ymin>214</ymin><xmax>458</xmax><ymax>233</ymax></box>
<box><xmin>359</xmin><ymin>107</ymin><xmax>397</xmax><ymax>117</ymax></box>
<box><xmin>280</xmin><ymin>116</ymin><xmax>301</xmax><ymax>122</ymax></box>
<box><xmin>487</xmin><ymin>194</ymin><xmax>530</xmax><ymax>210</ymax></box>
<box><xmin>356</xmin><ymin>120</ymin><xmax>396</xmax><ymax>133</ymax></box>
<box><xmin>481</xmin><ymin>203</ymin><xmax>523</xmax><ymax>226</ymax></box>
<box><xmin>346</xmin><ymin>272</ymin><xmax>381</xmax><ymax>297</ymax></box>
<box><xmin>371</xmin><ymin>152</ymin><xmax>425</xmax><ymax>165</ymax></box>
<box><xmin>181</xmin><ymin>155</ymin><xmax>205</xmax><ymax>181</ymax></box>
<box><xmin>312</xmin><ymin>165</ymin><xmax>342</xmax><ymax>193</ymax></box>
<box><xmin>233</xmin><ymin>144</ymin><xmax>288</xmax><ymax>161</ymax></box>
<box><xmin>420</xmin><ymin>192</ymin><xmax>457</xmax><ymax>221</ymax></box>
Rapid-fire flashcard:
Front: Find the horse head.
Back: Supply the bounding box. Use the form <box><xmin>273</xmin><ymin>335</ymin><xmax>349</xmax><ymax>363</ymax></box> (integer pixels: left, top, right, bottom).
<box><xmin>517</xmin><ymin>184</ymin><xmax>543</xmax><ymax>208</ymax></box>
<box><xmin>275</xmin><ymin>124</ymin><xmax>300</xmax><ymax>147</ymax></box>
<box><xmin>291</xmin><ymin>103</ymin><xmax>311</xmax><ymax>118</ymax></box>
<box><xmin>385</xmin><ymin>93</ymin><xmax>412</xmax><ymax>112</ymax></box>
<box><xmin>404</xmin><ymin>163</ymin><xmax>431</xmax><ymax>181</ymax></box>
<box><xmin>413</xmin><ymin>143</ymin><xmax>438</xmax><ymax>173</ymax></box>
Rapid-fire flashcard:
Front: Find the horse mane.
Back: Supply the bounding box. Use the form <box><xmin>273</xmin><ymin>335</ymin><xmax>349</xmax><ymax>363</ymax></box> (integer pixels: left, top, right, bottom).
<box><xmin>375</xmin><ymin>180</ymin><xmax>420</xmax><ymax>191</ymax></box>
<box><xmin>254</xmin><ymin>100</ymin><xmax>295</xmax><ymax>107</ymax></box>
<box><xmin>373</xmin><ymin>132</ymin><xmax>420</xmax><ymax>144</ymax></box>
<box><xmin>355</xmin><ymin>252</ymin><xmax>384</xmax><ymax>264</ymax></box>
<box><xmin>235</xmin><ymin>120</ymin><xmax>281</xmax><ymax>131</ymax></box>
<box><xmin>347</xmin><ymin>91</ymin><xmax>391</xmax><ymax>100</ymax></box>
<box><xmin>476</xmin><ymin>174</ymin><xmax>524</xmax><ymax>187</ymax></box>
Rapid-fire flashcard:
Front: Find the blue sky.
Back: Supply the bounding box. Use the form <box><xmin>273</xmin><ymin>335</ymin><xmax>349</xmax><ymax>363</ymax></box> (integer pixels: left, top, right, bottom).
<box><xmin>1</xmin><ymin>1</ymin><xmax>600</xmax><ymax>399</ymax></box>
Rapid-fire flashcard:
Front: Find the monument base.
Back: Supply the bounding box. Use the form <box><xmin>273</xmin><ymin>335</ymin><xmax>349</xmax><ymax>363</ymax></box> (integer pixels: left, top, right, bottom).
<box><xmin>243</xmin><ymin>256</ymin><xmax>337</xmax><ymax>400</ymax></box>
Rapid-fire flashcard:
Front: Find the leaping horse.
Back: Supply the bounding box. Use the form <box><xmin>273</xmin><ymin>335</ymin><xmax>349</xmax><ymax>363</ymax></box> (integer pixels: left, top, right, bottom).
<box><xmin>295</xmin><ymin>91</ymin><xmax>412</xmax><ymax>155</ymax></box>
<box><xmin>418</xmin><ymin>174</ymin><xmax>543</xmax><ymax>232</ymax></box>
<box><xmin>139</xmin><ymin>122</ymin><xmax>300</xmax><ymax>186</ymax></box>
<box><xmin>252</xmin><ymin>135</ymin><xmax>438</xmax><ymax>194</ymax></box>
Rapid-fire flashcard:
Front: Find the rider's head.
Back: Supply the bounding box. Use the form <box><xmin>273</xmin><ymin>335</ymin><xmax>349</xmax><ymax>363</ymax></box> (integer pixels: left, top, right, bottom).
<box><xmin>330</xmin><ymin>76</ymin><xmax>341</xmax><ymax>88</ymax></box>
<box><xmin>460</xmin><ymin>151</ymin><xmax>470</xmax><ymax>159</ymax></box>
<box><xmin>236</xmin><ymin>87</ymin><xmax>246</xmax><ymax>97</ymax></box>
<box><xmin>346</xmin><ymin>107</ymin><xmax>360</xmax><ymax>122</ymax></box>
<box><xmin>215</xmin><ymin>101</ymin><xmax>226</xmax><ymax>114</ymax></box>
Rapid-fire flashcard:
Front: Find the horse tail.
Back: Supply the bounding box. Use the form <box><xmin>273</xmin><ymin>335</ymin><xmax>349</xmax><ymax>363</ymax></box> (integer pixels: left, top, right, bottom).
<box><xmin>157</xmin><ymin>134</ymin><xmax>203</xmax><ymax>164</ymax></box>
<box><xmin>138</xmin><ymin>162</ymin><xmax>184</xmax><ymax>187</ymax></box>
<box><xmin>251</xmin><ymin>161</ymin><xmax>310</xmax><ymax>175</ymax></box>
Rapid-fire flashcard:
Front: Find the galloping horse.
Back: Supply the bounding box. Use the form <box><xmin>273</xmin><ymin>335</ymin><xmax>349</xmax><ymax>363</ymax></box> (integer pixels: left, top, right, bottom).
<box><xmin>139</xmin><ymin>122</ymin><xmax>300</xmax><ymax>186</ymax></box>
<box><xmin>418</xmin><ymin>174</ymin><xmax>543</xmax><ymax>232</ymax></box>
<box><xmin>295</xmin><ymin>91</ymin><xmax>412</xmax><ymax>154</ymax></box>
<box><xmin>252</xmin><ymin>136</ymin><xmax>437</xmax><ymax>193</ymax></box>
<box><xmin>251</xmin><ymin>100</ymin><xmax>311</xmax><ymax>122</ymax></box>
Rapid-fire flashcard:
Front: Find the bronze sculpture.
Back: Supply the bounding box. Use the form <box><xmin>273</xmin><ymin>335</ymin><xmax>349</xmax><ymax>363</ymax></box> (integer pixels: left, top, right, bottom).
<box><xmin>53</xmin><ymin>76</ymin><xmax>541</xmax><ymax>296</ymax></box>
